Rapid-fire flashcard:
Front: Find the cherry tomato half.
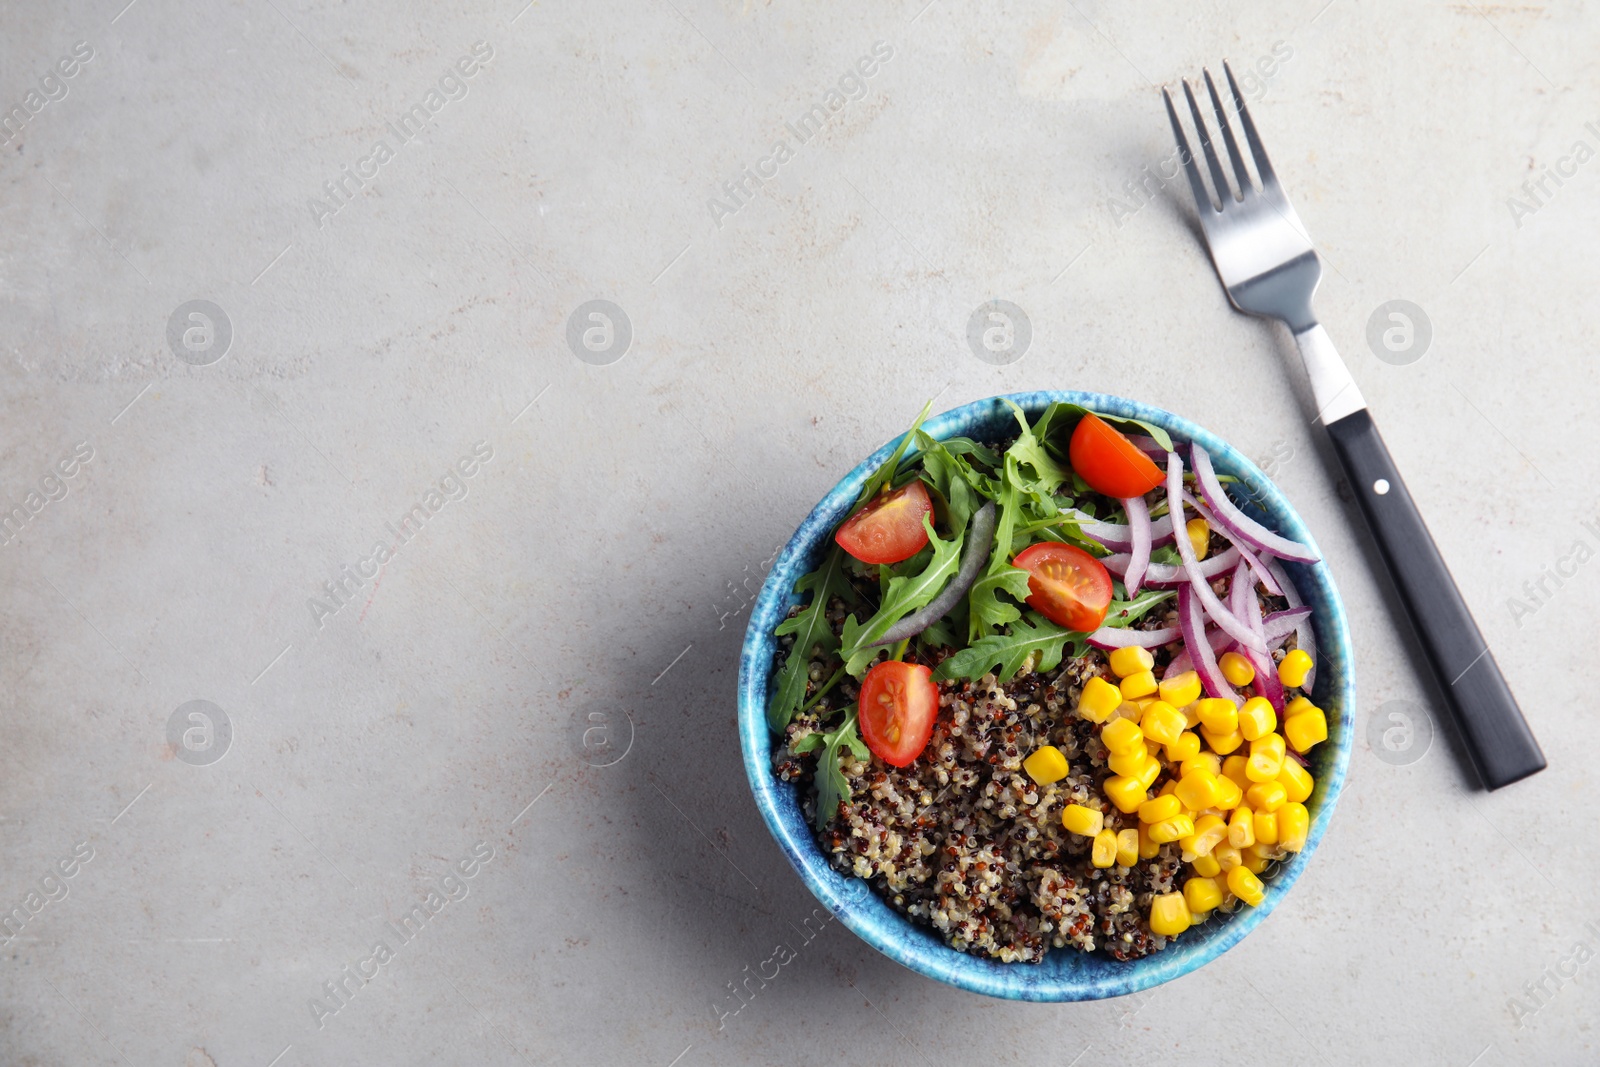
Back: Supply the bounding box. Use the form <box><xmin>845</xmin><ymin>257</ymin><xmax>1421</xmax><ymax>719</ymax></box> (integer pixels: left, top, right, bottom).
<box><xmin>834</xmin><ymin>481</ymin><xmax>933</xmax><ymax>565</ymax></box>
<box><xmin>858</xmin><ymin>660</ymin><xmax>940</xmax><ymax>767</ymax></box>
<box><xmin>1012</xmin><ymin>542</ymin><xmax>1114</xmax><ymax>632</ymax></box>
<box><xmin>1069</xmin><ymin>413</ymin><xmax>1165</xmax><ymax>499</ymax></box>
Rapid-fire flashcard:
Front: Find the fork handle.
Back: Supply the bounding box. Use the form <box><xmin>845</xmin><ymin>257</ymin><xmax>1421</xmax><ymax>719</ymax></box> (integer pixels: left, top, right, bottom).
<box><xmin>1323</xmin><ymin>408</ymin><xmax>1546</xmax><ymax>789</ymax></box>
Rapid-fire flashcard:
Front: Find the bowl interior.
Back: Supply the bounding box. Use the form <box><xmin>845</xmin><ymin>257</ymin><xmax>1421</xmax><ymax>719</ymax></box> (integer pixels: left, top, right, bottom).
<box><xmin>737</xmin><ymin>391</ymin><xmax>1354</xmax><ymax>1001</ymax></box>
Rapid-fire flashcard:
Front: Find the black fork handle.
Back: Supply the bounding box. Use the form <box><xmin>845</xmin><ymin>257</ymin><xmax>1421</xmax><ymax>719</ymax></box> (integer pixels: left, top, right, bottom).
<box><xmin>1323</xmin><ymin>409</ymin><xmax>1546</xmax><ymax>789</ymax></box>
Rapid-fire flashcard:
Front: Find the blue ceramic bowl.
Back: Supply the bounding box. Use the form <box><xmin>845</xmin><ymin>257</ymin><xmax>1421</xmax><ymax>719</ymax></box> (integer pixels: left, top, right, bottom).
<box><xmin>737</xmin><ymin>392</ymin><xmax>1354</xmax><ymax>1001</ymax></box>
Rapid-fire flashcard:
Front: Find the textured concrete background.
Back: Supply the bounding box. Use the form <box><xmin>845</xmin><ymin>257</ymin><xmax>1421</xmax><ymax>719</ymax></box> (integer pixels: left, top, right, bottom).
<box><xmin>2</xmin><ymin>0</ymin><xmax>1597</xmax><ymax>1064</ymax></box>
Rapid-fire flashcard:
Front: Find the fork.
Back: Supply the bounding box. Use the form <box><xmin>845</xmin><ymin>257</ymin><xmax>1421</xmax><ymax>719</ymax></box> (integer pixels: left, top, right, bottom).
<box><xmin>1164</xmin><ymin>65</ymin><xmax>1545</xmax><ymax>790</ymax></box>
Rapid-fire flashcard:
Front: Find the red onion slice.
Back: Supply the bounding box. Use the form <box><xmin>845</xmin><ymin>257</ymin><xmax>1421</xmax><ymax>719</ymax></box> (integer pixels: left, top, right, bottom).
<box><xmin>1122</xmin><ymin>494</ymin><xmax>1152</xmax><ymax>597</ymax></box>
<box><xmin>1088</xmin><ymin>625</ymin><xmax>1181</xmax><ymax>650</ymax></box>
<box><xmin>1075</xmin><ymin>513</ymin><xmax>1175</xmax><ymax>554</ymax></box>
<box><xmin>1101</xmin><ymin>546</ymin><xmax>1240</xmax><ymax>586</ymax></box>
<box><xmin>1178</xmin><ymin>584</ymin><xmax>1240</xmax><ymax>703</ymax></box>
<box><xmin>1190</xmin><ymin>444</ymin><xmax>1319</xmax><ymax>564</ymax></box>
<box><xmin>1162</xmin><ymin>624</ymin><xmax>1232</xmax><ymax>679</ymax></box>
<box><xmin>1182</xmin><ymin>491</ymin><xmax>1283</xmax><ymax>596</ymax></box>
<box><xmin>1232</xmin><ymin>560</ymin><xmax>1285</xmax><ymax>711</ymax></box>
<box><xmin>1263</xmin><ymin>607</ymin><xmax>1312</xmax><ymax>645</ymax></box>
<box><xmin>1166</xmin><ymin>453</ymin><xmax>1266</xmax><ymax>655</ymax></box>
<box><xmin>1264</xmin><ymin>559</ymin><xmax>1317</xmax><ymax>691</ymax></box>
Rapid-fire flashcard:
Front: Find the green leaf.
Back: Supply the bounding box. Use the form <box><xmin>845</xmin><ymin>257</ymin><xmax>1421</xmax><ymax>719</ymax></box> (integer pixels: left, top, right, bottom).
<box><xmin>853</xmin><ymin>400</ymin><xmax>934</xmax><ymax>510</ymax></box>
<box><xmin>933</xmin><ymin>611</ymin><xmax>1088</xmax><ymax>684</ymax></box>
<box><xmin>1101</xmin><ymin>588</ymin><xmax>1176</xmax><ymax>629</ymax></box>
<box><xmin>839</xmin><ymin>516</ymin><xmax>964</xmax><ymax>676</ymax></box>
<box><xmin>767</xmin><ymin>547</ymin><xmax>852</xmax><ymax>732</ymax></box>
<box><xmin>1032</xmin><ymin>401</ymin><xmax>1175</xmax><ymax>455</ymax></box>
<box><xmin>1002</xmin><ymin>400</ymin><xmax>1068</xmax><ymax>497</ymax></box>
<box><xmin>805</xmin><ymin>707</ymin><xmax>870</xmax><ymax>831</ymax></box>
<box><xmin>966</xmin><ymin>565</ymin><xmax>1033</xmax><ymax>639</ymax></box>
<box><xmin>1149</xmin><ymin>543</ymin><xmax>1182</xmax><ymax>567</ymax></box>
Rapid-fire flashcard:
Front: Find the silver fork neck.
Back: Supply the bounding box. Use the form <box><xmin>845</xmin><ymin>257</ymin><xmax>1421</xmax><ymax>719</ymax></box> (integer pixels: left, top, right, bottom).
<box><xmin>1293</xmin><ymin>323</ymin><xmax>1367</xmax><ymax>425</ymax></box>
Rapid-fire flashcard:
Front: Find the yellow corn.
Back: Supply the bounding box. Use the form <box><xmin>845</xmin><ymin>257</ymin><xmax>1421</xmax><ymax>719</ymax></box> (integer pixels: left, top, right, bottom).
<box><xmin>1219</xmin><ymin>651</ymin><xmax>1256</xmax><ymax>687</ymax></box>
<box><xmin>1241</xmin><ymin>848</ymin><xmax>1269</xmax><ymax>873</ymax></box>
<box><xmin>1277</xmin><ymin>758</ymin><xmax>1314</xmax><ymax>804</ymax></box>
<box><xmin>1196</xmin><ymin>698</ymin><xmax>1239</xmax><ymax>735</ymax></box>
<box><xmin>1108</xmin><ymin>645</ymin><xmax>1155</xmax><ymax>678</ymax></box>
<box><xmin>1107</xmin><ymin>744</ymin><xmax>1151</xmax><ymax>778</ymax></box>
<box><xmin>1228</xmin><ymin>805</ymin><xmax>1256</xmax><ymax>848</ymax></box>
<box><xmin>1184</xmin><ymin>702</ymin><xmax>1204</xmax><ymax>729</ymax></box>
<box><xmin>1159</xmin><ymin>670</ymin><xmax>1202</xmax><ymax>709</ymax></box>
<box><xmin>1159</xmin><ymin>779</ymin><xmax>1178</xmax><ymax>797</ymax></box>
<box><xmin>1180</xmin><ymin>752</ymin><xmax>1222</xmax><ymax>780</ymax></box>
<box><xmin>1278</xmin><ymin>648</ymin><xmax>1313</xmax><ymax>688</ymax></box>
<box><xmin>1135</xmin><ymin>753</ymin><xmax>1162</xmax><ymax>789</ymax></box>
<box><xmin>1201</xmin><ymin>725</ymin><xmax>1244</xmax><ymax>755</ymax></box>
<box><xmin>1279</xmin><ymin>802</ymin><xmax>1309</xmax><ymax>852</ymax></box>
<box><xmin>1212</xmin><ymin>773</ymin><xmax>1244</xmax><ymax>811</ymax></box>
<box><xmin>1284</xmin><ymin>704</ymin><xmax>1328</xmax><ymax>753</ymax></box>
<box><xmin>1101</xmin><ymin>717</ymin><xmax>1145</xmax><ymax>755</ymax></box>
<box><xmin>1062</xmin><ymin>803</ymin><xmax>1103</xmax><ymax>837</ymax></box>
<box><xmin>1139</xmin><ymin>793</ymin><xmax>1183</xmax><ymax>823</ymax></box>
<box><xmin>1253</xmin><ymin>808</ymin><xmax>1279</xmax><ymax>846</ymax></box>
<box><xmin>1092</xmin><ymin>828</ymin><xmax>1118</xmax><ymax>868</ymax></box>
<box><xmin>1119</xmin><ymin>670</ymin><xmax>1158</xmax><ymax>700</ymax></box>
<box><xmin>1227</xmin><ymin>865</ymin><xmax>1266</xmax><ymax>906</ymax></box>
<box><xmin>1022</xmin><ymin>745</ymin><xmax>1070</xmax><ymax>786</ymax></box>
<box><xmin>1147</xmin><ymin>814</ymin><xmax>1195</xmax><ymax>844</ymax></box>
<box><xmin>1182</xmin><ymin>814</ymin><xmax>1228</xmax><ymax>856</ymax></box>
<box><xmin>1185</xmin><ymin>517</ymin><xmax>1211</xmax><ymax>560</ymax></box>
<box><xmin>1246</xmin><ymin>733</ymin><xmax>1287</xmax><ymax>782</ymax></box>
<box><xmin>1140</xmin><ymin>701</ymin><xmax>1187</xmax><ymax>747</ymax></box>
<box><xmin>1077</xmin><ymin>676</ymin><xmax>1123</xmax><ymax>723</ymax></box>
<box><xmin>1165</xmin><ymin>730</ymin><xmax>1202</xmax><ymax>764</ymax></box>
<box><xmin>1237</xmin><ymin>696</ymin><xmax>1277</xmax><ymax>742</ymax></box>
<box><xmin>1246</xmin><ymin>780</ymin><xmax>1287</xmax><ymax>813</ymax></box>
<box><xmin>1102</xmin><ymin>774</ymin><xmax>1148</xmax><ymax>814</ymax></box>
<box><xmin>1184</xmin><ymin>875</ymin><xmax>1226</xmax><ymax>914</ymax></box>
<box><xmin>1116</xmin><ymin>827</ymin><xmax>1140</xmax><ymax>867</ymax></box>
<box><xmin>1175</xmin><ymin>768</ymin><xmax>1221</xmax><ymax>810</ymax></box>
<box><xmin>1138</xmin><ymin>822</ymin><xmax>1161</xmax><ymax>859</ymax></box>
<box><xmin>1221</xmin><ymin>754</ymin><xmax>1251</xmax><ymax>789</ymax></box>
<box><xmin>1213</xmin><ymin>843</ymin><xmax>1243</xmax><ymax>872</ymax></box>
<box><xmin>1191</xmin><ymin>850</ymin><xmax>1222</xmax><ymax>877</ymax></box>
<box><xmin>1149</xmin><ymin>891</ymin><xmax>1192</xmax><ymax>937</ymax></box>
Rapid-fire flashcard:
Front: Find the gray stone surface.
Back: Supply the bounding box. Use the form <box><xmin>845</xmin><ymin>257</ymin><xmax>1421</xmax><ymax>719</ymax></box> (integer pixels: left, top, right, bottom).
<box><xmin>2</xmin><ymin>1</ymin><xmax>1597</xmax><ymax>1064</ymax></box>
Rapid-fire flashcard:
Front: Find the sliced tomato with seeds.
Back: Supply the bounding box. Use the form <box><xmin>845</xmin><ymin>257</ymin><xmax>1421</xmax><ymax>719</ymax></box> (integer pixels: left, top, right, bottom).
<box><xmin>858</xmin><ymin>660</ymin><xmax>940</xmax><ymax>767</ymax></box>
<box><xmin>1069</xmin><ymin>413</ymin><xmax>1165</xmax><ymax>499</ymax></box>
<box><xmin>834</xmin><ymin>481</ymin><xmax>933</xmax><ymax>565</ymax></box>
<box><xmin>1012</xmin><ymin>542</ymin><xmax>1114</xmax><ymax>632</ymax></box>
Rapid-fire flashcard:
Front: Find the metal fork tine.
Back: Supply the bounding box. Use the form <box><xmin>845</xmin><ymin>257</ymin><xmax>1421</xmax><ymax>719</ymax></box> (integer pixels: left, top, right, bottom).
<box><xmin>1162</xmin><ymin>87</ymin><xmax>1215</xmax><ymax>215</ymax></box>
<box><xmin>1224</xmin><ymin>62</ymin><xmax>1277</xmax><ymax>189</ymax></box>
<box><xmin>1203</xmin><ymin>68</ymin><xmax>1253</xmax><ymax>197</ymax></box>
<box><xmin>1182</xmin><ymin>79</ymin><xmax>1234</xmax><ymax>205</ymax></box>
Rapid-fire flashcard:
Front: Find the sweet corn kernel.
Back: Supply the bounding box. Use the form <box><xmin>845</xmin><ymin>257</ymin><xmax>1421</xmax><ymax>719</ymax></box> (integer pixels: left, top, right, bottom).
<box><xmin>1227</xmin><ymin>865</ymin><xmax>1266</xmax><ymax>906</ymax></box>
<box><xmin>1140</xmin><ymin>701</ymin><xmax>1187</xmax><ymax>747</ymax></box>
<box><xmin>1092</xmin><ymin>828</ymin><xmax>1118</xmax><ymax>868</ymax></box>
<box><xmin>1228</xmin><ymin>805</ymin><xmax>1256</xmax><ymax>848</ymax></box>
<box><xmin>1278</xmin><ymin>648</ymin><xmax>1313</xmax><ymax>688</ymax></box>
<box><xmin>1180</xmin><ymin>752</ymin><xmax>1222</xmax><ymax>780</ymax></box>
<box><xmin>1139</xmin><ymin>794</ymin><xmax>1183</xmax><ymax>824</ymax></box>
<box><xmin>1284</xmin><ymin>696</ymin><xmax>1314</xmax><ymax>718</ymax></box>
<box><xmin>1175</xmin><ymin>768</ymin><xmax>1221</xmax><ymax>810</ymax></box>
<box><xmin>1135</xmin><ymin>753</ymin><xmax>1162</xmax><ymax>789</ymax></box>
<box><xmin>1212</xmin><ymin>774</ymin><xmax>1244</xmax><ymax>811</ymax></box>
<box><xmin>1219</xmin><ymin>651</ymin><xmax>1256</xmax><ymax>687</ymax></box>
<box><xmin>1147</xmin><ymin>814</ymin><xmax>1195</xmax><ymax>844</ymax></box>
<box><xmin>1158</xmin><ymin>670</ymin><xmax>1202</xmax><ymax>709</ymax></box>
<box><xmin>1159</xmin><ymin>779</ymin><xmax>1178</xmax><ymax>797</ymax></box>
<box><xmin>1284</xmin><ymin>705</ymin><xmax>1329</xmax><ymax>753</ymax></box>
<box><xmin>1279</xmin><ymin>802</ymin><xmax>1309</xmax><ymax>852</ymax></box>
<box><xmin>1213</xmin><ymin>843</ymin><xmax>1243</xmax><ymax>871</ymax></box>
<box><xmin>1116</xmin><ymin>827</ymin><xmax>1140</xmax><ymax>867</ymax></box>
<box><xmin>1241</xmin><ymin>848</ymin><xmax>1269</xmax><ymax>873</ymax></box>
<box><xmin>1138</xmin><ymin>823</ymin><xmax>1161</xmax><ymax>859</ymax></box>
<box><xmin>1246</xmin><ymin>733</ymin><xmax>1287</xmax><ymax>782</ymax></box>
<box><xmin>1238</xmin><ymin>696</ymin><xmax>1277</xmax><ymax>742</ymax></box>
<box><xmin>1253</xmin><ymin>808</ymin><xmax>1279</xmax><ymax>845</ymax></box>
<box><xmin>1119</xmin><ymin>670</ymin><xmax>1158</xmax><ymax>700</ymax></box>
<box><xmin>1102</xmin><ymin>774</ymin><xmax>1148</xmax><ymax>814</ymax></box>
<box><xmin>1062</xmin><ymin>804</ymin><xmax>1103</xmax><ymax>837</ymax></box>
<box><xmin>1165</xmin><ymin>730</ymin><xmax>1202</xmax><ymax>763</ymax></box>
<box><xmin>1022</xmin><ymin>745</ymin><xmax>1070</xmax><ymax>786</ymax></box>
<box><xmin>1246</xmin><ymin>780</ymin><xmax>1288</xmax><ymax>813</ymax></box>
<box><xmin>1108</xmin><ymin>645</ymin><xmax>1155</xmax><ymax>678</ymax></box>
<box><xmin>1201</xmin><ymin>725</ymin><xmax>1244</xmax><ymax>755</ymax></box>
<box><xmin>1221</xmin><ymin>754</ymin><xmax>1251</xmax><ymax>789</ymax></box>
<box><xmin>1191</xmin><ymin>850</ymin><xmax>1222</xmax><ymax>877</ymax></box>
<box><xmin>1182</xmin><ymin>814</ymin><xmax>1228</xmax><ymax>856</ymax></box>
<box><xmin>1101</xmin><ymin>717</ymin><xmax>1145</xmax><ymax>755</ymax></box>
<box><xmin>1186</xmin><ymin>517</ymin><xmax>1211</xmax><ymax>560</ymax></box>
<box><xmin>1149</xmin><ymin>891</ymin><xmax>1192</xmax><ymax>937</ymax></box>
<box><xmin>1184</xmin><ymin>875</ymin><xmax>1226</xmax><ymax>914</ymax></box>
<box><xmin>1107</xmin><ymin>744</ymin><xmax>1152</xmax><ymax>778</ymax></box>
<box><xmin>1077</xmin><ymin>676</ymin><xmax>1123</xmax><ymax>723</ymax></box>
<box><xmin>1196</xmin><ymin>698</ymin><xmax>1239</xmax><ymax>735</ymax></box>
<box><xmin>1277</xmin><ymin>759</ymin><xmax>1314</xmax><ymax>804</ymax></box>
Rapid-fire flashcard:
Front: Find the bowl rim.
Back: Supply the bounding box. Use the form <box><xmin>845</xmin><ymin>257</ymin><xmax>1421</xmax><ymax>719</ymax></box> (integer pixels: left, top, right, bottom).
<box><xmin>737</xmin><ymin>391</ymin><xmax>1354</xmax><ymax>1001</ymax></box>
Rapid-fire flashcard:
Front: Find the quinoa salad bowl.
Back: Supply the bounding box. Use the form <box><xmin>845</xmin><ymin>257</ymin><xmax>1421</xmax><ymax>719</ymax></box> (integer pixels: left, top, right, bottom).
<box><xmin>736</xmin><ymin>392</ymin><xmax>1355</xmax><ymax>1002</ymax></box>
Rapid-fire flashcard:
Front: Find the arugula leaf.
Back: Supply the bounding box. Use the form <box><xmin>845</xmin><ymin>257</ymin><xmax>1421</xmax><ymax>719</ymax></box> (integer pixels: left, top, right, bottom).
<box><xmin>938</xmin><ymin>436</ymin><xmax>1001</xmax><ymax>469</ymax></box>
<box><xmin>933</xmin><ymin>611</ymin><xmax>1089</xmax><ymax>684</ymax></box>
<box><xmin>853</xmin><ymin>400</ymin><xmax>934</xmax><ymax>510</ymax></box>
<box><xmin>919</xmin><ymin>445</ymin><xmax>979</xmax><ymax>533</ymax></box>
<box><xmin>839</xmin><ymin>516</ymin><xmax>964</xmax><ymax>676</ymax></box>
<box><xmin>767</xmin><ymin>547</ymin><xmax>852</xmax><ymax>732</ymax></box>
<box><xmin>792</xmin><ymin>707</ymin><xmax>870</xmax><ymax>831</ymax></box>
<box><xmin>1002</xmin><ymin>400</ymin><xmax>1068</xmax><ymax>496</ymax></box>
<box><xmin>1149</xmin><ymin>543</ymin><xmax>1181</xmax><ymax>567</ymax></box>
<box><xmin>967</xmin><ymin>477</ymin><xmax>1026</xmax><ymax>642</ymax></box>
<box><xmin>1032</xmin><ymin>401</ymin><xmax>1175</xmax><ymax>455</ymax></box>
<box><xmin>1101</xmin><ymin>588</ymin><xmax>1177</xmax><ymax>629</ymax></box>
